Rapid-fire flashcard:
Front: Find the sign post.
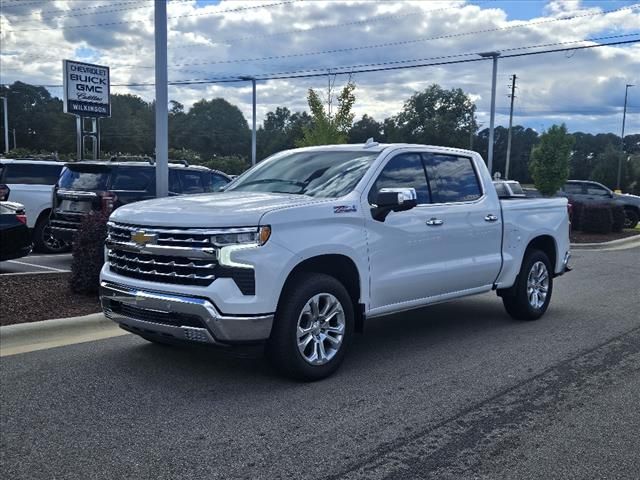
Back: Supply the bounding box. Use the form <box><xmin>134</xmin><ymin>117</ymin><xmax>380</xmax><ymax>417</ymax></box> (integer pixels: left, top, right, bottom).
<box><xmin>63</xmin><ymin>60</ymin><xmax>110</xmax><ymax>160</ymax></box>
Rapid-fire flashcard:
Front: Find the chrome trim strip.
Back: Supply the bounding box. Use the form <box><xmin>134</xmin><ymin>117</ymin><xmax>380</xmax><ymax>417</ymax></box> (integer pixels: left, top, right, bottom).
<box><xmin>108</xmin><ymin>251</ymin><xmax>216</xmax><ymax>270</ymax></box>
<box><xmin>106</xmin><ymin>240</ymin><xmax>217</xmax><ymax>259</ymax></box>
<box><xmin>100</xmin><ymin>281</ymin><xmax>273</xmax><ymax>342</ymax></box>
<box><xmin>108</xmin><ymin>221</ymin><xmax>258</xmax><ymax>236</ymax></box>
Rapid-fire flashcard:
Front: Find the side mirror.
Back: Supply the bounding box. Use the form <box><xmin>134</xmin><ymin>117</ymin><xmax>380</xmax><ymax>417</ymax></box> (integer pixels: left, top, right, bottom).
<box><xmin>372</xmin><ymin>187</ymin><xmax>417</xmax><ymax>221</ymax></box>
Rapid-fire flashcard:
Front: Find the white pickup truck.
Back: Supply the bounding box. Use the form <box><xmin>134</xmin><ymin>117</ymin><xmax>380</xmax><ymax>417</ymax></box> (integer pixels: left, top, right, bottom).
<box><xmin>100</xmin><ymin>143</ymin><xmax>571</xmax><ymax>380</ymax></box>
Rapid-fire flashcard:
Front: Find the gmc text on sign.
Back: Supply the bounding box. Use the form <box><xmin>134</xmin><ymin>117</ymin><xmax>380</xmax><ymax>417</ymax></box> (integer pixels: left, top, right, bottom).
<box><xmin>63</xmin><ymin>60</ymin><xmax>111</xmax><ymax>118</ymax></box>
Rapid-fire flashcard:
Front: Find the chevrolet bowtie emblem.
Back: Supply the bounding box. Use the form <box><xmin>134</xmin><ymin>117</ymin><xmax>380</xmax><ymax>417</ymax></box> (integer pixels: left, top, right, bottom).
<box><xmin>131</xmin><ymin>230</ymin><xmax>157</xmax><ymax>246</ymax></box>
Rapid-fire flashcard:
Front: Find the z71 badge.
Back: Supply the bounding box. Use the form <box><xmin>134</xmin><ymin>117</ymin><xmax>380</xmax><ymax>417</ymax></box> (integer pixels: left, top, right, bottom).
<box><xmin>334</xmin><ymin>205</ymin><xmax>358</xmax><ymax>214</ymax></box>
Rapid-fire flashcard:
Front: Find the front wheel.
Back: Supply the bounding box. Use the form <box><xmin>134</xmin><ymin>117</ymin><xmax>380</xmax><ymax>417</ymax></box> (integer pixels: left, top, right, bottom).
<box><xmin>267</xmin><ymin>273</ymin><xmax>354</xmax><ymax>381</ymax></box>
<box><xmin>501</xmin><ymin>249</ymin><xmax>553</xmax><ymax>321</ymax></box>
<box><xmin>623</xmin><ymin>209</ymin><xmax>639</xmax><ymax>229</ymax></box>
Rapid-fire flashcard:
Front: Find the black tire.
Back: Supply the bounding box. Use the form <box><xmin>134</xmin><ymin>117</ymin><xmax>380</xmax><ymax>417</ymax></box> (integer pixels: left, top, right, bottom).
<box><xmin>33</xmin><ymin>216</ymin><xmax>70</xmax><ymax>253</ymax></box>
<box><xmin>267</xmin><ymin>272</ymin><xmax>354</xmax><ymax>381</ymax></box>
<box><xmin>623</xmin><ymin>208</ymin><xmax>639</xmax><ymax>229</ymax></box>
<box><xmin>501</xmin><ymin>249</ymin><xmax>553</xmax><ymax>321</ymax></box>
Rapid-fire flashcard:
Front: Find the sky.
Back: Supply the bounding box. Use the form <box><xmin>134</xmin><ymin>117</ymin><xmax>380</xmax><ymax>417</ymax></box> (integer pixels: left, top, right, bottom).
<box><xmin>1</xmin><ymin>0</ymin><xmax>639</xmax><ymax>135</ymax></box>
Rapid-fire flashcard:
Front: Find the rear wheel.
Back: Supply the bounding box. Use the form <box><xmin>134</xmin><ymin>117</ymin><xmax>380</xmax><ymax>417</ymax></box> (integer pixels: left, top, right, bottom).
<box><xmin>267</xmin><ymin>273</ymin><xmax>354</xmax><ymax>381</ymax></box>
<box><xmin>502</xmin><ymin>249</ymin><xmax>553</xmax><ymax>321</ymax></box>
<box><xmin>33</xmin><ymin>216</ymin><xmax>70</xmax><ymax>253</ymax></box>
<box><xmin>623</xmin><ymin>208</ymin><xmax>639</xmax><ymax>229</ymax></box>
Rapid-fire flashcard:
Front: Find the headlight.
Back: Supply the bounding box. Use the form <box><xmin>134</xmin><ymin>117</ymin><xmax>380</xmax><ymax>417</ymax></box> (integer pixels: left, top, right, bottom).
<box><xmin>211</xmin><ymin>226</ymin><xmax>271</xmax><ymax>247</ymax></box>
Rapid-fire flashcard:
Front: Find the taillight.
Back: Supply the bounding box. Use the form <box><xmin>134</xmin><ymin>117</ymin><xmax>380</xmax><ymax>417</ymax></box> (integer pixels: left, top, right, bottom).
<box><xmin>0</xmin><ymin>184</ymin><xmax>9</xmax><ymax>201</ymax></box>
<box><xmin>16</xmin><ymin>213</ymin><xmax>27</xmax><ymax>224</ymax></box>
<box><xmin>101</xmin><ymin>191</ymin><xmax>118</xmax><ymax>215</ymax></box>
<box><xmin>567</xmin><ymin>202</ymin><xmax>573</xmax><ymax>233</ymax></box>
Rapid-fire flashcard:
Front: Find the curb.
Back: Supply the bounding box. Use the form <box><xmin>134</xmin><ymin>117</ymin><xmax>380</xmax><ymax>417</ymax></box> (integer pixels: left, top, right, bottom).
<box><xmin>571</xmin><ymin>234</ymin><xmax>640</xmax><ymax>250</ymax></box>
<box><xmin>0</xmin><ymin>313</ymin><xmax>128</xmax><ymax>357</ymax></box>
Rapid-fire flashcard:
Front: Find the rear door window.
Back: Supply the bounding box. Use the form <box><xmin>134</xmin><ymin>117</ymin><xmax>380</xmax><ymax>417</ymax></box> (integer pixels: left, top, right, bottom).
<box><xmin>1</xmin><ymin>163</ymin><xmax>63</xmax><ymax>184</ymax></box>
<box><xmin>203</xmin><ymin>172</ymin><xmax>230</xmax><ymax>192</ymax></box>
<box><xmin>563</xmin><ymin>183</ymin><xmax>584</xmax><ymax>194</ymax></box>
<box><xmin>423</xmin><ymin>154</ymin><xmax>482</xmax><ymax>203</ymax></box>
<box><xmin>59</xmin><ymin>165</ymin><xmax>110</xmax><ymax>191</ymax></box>
<box><xmin>111</xmin><ymin>166</ymin><xmax>154</xmax><ymax>191</ymax></box>
<box><xmin>177</xmin><ymin>170</ymin><xmax>205</xmax><ymax>194</ymax></box>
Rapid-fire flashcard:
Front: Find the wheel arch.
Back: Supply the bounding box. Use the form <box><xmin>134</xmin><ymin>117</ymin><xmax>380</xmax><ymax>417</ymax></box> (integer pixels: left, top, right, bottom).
<box><xmin>525</xmin><ymin>234</ymin><xmax>557</xmax><ymax>271</ymax></box>
<box><xmin>279</xmin><ymin>254</ymin><xmax>365</xmax><ymax>333</ymax></box>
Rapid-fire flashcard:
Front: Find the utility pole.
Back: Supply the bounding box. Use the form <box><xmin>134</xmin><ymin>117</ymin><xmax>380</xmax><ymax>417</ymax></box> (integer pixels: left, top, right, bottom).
<box><xmin>240</xmin><ymin>76</ymin><xmax>257</xmax><ymax>166</ymax></box>
<box><xmin>505</xmin><ymin>74</ymin><xmax>517</xmax><ymax>180</ymax></box>
<box><xmin>617</xmin><ymin>83</ymin><xmax>634</xmax><ymax>190</ymax></box>
<box><xmin>154</xmin><ymin>0</ymin><xmax>169</xmax><ymax>197</ymax></box>
<box><xmin>479</xmin><ymin>52</ymin><xmax>500</xmax><ymax>175</ymax></box>
<box><xmin>12</xmin><ymin>128</ymin><xmax>16</xmax><ymax>149</ymax></box>
<box><xmin>0</xmin><ymin>96</ymin><xmax>8</xmax><ymax>154</ymax></box>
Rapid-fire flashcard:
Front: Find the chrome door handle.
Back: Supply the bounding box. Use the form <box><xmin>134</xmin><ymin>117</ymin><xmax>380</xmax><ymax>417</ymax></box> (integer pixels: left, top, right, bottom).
<box><xmin>484</xmin><ymin>214</ymin><xmax>499</xmax><ymax>222</ymax></box>
<box><xmin>426</xmin><ymin>218</ymin><xmax>444</xmax><ymax>226</ymax></box>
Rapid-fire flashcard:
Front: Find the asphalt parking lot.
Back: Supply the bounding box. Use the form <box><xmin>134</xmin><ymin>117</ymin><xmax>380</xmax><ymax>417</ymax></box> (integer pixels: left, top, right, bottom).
<box><xmin>0</xmin><ymin>253</ymin><xmax>72</xmax><ymax>274</ymax></box>
<box><xmin>1</xmin><ymin>246</ymin><xmax>639</xmax><ymax>479</ymax></box>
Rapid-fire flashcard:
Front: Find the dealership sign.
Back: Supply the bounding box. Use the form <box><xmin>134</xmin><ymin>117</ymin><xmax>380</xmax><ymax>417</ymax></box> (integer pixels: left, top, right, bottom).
<box><xmin>63</xmin><ymin>60</ymin><xmax>110</xmax><ymax>117</ymax></box>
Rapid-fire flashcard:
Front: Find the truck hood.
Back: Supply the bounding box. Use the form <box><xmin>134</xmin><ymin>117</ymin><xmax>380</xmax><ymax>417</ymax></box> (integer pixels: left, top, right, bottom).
<box><xmin>110</xmin><ymin>191</ymin><xmax>319</xmax><ymax>227</ymax></box>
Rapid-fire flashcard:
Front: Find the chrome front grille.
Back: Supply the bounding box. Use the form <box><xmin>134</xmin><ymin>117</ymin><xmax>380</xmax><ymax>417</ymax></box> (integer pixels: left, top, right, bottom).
<box><xmin>107</xmin><ymin>222</ymin><xmax>214</xmax><ymax>248</ymax></box>
<box><xmin>106</xmin><ymin>222</ymin><xmax>221</xmax><ymax>286</ymax></box>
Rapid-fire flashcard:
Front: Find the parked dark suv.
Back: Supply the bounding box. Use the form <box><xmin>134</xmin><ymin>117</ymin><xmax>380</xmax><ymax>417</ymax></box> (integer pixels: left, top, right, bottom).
<box><xmin>558</xmin><ymin>180</ymin><xmax>640</xmax><ymax>228</ymax></box>
<box><xmin>50</xmin><ymin>159</ymin><xmax>231</xmax><ymax>242</ymax></box>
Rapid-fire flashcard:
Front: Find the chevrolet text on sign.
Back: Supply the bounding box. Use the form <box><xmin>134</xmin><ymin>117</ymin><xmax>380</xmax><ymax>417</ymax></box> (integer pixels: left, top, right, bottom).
<box><xmin>63</xmin><ymin>60</ymin><xmax>111</xmax><ymax>117</ymax></box>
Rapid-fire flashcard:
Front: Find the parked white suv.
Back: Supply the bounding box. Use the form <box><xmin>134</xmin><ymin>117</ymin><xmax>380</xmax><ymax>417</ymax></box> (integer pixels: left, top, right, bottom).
<box><xmin>0</xmin><ymin>159</ymin><xmax>68</xmax><ymax>253</ymax></box>
<box><xmin>100</xmin><ymin>143</ymin><xmax>571</xmax><ymax>380</ymax></box>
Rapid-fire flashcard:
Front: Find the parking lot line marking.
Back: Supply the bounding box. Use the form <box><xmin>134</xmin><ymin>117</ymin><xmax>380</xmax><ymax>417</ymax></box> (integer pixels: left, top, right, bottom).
<box><xmin>6</xmin><ymin>260</ymin><xmax>68</xmax><ymax>272</ymax></box>
<box><xmin>0</xmin><ymin>270</ymin><xmax>70</xmax><ymax>276</ymax></box>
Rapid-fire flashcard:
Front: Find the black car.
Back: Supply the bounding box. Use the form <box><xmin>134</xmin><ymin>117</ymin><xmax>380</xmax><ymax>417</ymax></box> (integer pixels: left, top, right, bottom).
<box><xmin>558</xmin><ymin>180</ymin><xmax>640</xmax><ymax>228</ymax></box>
<box><xmin>0</xmin><ymin>201</ymin><xmax>32</xmax><ymax>261</ymax></box>
<box><xmin>50</xmin><ymin>159</ymin><xmax>231</xmax><ymax>242</ymax></box>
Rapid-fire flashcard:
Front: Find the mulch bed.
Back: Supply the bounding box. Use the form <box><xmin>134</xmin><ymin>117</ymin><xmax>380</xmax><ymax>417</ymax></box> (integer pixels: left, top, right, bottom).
<box><xmin>570</xmin><ymin>229</ymin><xmax>640</xmax><ymax>244</ymax></box>
<box><xmin>0</xmin><ymin>273</ymin><xmax>101</xmax><ymax>326</ymax></box>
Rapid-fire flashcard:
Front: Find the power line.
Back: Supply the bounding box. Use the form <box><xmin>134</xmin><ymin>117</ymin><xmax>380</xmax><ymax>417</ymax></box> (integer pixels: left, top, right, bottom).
<box><xmin>6</xmin><ymin>1</ymin><xmax>152</xmax><ymax>24</ymax></box>
<box><xmin>164</xmin><ymin>5</ymin><xmax>639</xmax><ymax>67</ymax></box>
<box><xmin>1</xmin><ymin>0</ymin><xmax>302</xmax><ymax>32</ymax></box>
<box><xmin>12</xmin><ymin>37</ymin><xmax>637</xmax><ymax>89</ymax></box>
<box><xmin>95</xmin><ymin>5</ymin><xmax>640</xmax><ymax>70</ymax></box>
<box><xmin>167</xmin><ymin>2</ymin><xmax>489</xmax><ymax>51</ymax></box>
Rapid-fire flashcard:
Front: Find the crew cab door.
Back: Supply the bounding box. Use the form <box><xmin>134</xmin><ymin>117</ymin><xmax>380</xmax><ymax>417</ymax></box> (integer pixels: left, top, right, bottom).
<box><xmin>365</xmin><ymin>151</ymin><xmax>502</xmax><ymax>313</ymax></box>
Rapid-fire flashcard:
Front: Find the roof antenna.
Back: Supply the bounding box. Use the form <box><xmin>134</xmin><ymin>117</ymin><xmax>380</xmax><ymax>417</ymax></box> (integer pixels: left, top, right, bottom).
<box><xmin>364</xmin><ymin>137</ymin><xmax>378</xmax><ymax>148</ymax></box>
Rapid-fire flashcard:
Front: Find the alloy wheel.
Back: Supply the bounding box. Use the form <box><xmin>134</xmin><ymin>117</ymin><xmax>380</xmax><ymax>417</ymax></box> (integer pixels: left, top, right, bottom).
<box><xmin>527</xmin><ymin>261</ymin><xmax>549</xmax><ymax>309</ymax></box>
<box><xmin>296</xmin><ymin>293</ymin><xmax>345</xmax><ymax>365</ymax></box>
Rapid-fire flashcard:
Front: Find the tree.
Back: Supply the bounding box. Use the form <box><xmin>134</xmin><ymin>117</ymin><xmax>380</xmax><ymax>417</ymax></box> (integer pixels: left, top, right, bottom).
<box><xmin>529</xmin><ymin>124</ymin><xmax>574</xmax><ymax>196</ymax></box>
<box><xmin>100</xmin><ymin>94</ymin><xmax>154</xmax><ymax>155</ymax></box>
<box><xmin>257</xmin><ymin>107</ymin><xmax>312</xmax><ymax>159</ymax></box>
<box><xmin>590</xmin><ymin>144</ymin><xmax>631</xmax><ymax>191</ymax></box>
<box><xmin>181</xmin><ymin>98</ymin><xmax>249</xmax><ymax>158</ymax></box>
<box><xmin>385</xmin><ymin>84</ymin><xmax>477</xmax><ymax>148</ymax></box>
<box><xmin>476</xmin><ymin>126</ymin><xmax>539</xmax><ymax>182</ymax></box>
<box><xmin>297</xmin><ymin>81</ymin><xmax>356</xmax><ymax>146</ymax></box>
<box><xmin>348</xmin><ymin>114</ymin><xmax>385</xmax><ymax>143</ymax></box>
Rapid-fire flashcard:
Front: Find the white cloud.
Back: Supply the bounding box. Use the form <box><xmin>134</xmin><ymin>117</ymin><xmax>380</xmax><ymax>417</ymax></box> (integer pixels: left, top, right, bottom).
<box><xmin>1</xmin><ymin>0</ymin><xmax>638</xmax><ymax>134</ymax></box>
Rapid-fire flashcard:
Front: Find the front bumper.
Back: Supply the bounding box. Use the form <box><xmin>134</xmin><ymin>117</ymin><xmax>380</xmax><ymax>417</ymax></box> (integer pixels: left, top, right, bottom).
<box><xmin>100</xmin><ymin>281</ymin><xmax>274</xmax><ymax>345</ymax></box>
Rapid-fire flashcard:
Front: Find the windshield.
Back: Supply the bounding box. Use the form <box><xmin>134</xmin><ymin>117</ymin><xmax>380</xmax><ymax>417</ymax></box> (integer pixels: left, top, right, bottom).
<box><xmin>226</xmin><ymin>150</ymin><xmax>379</xmax><ymax>198</ymax></box>
<box><xmin>59</xmin><ymin>165</ymin><xmax>110</xmax><ymax>191</ymax></box>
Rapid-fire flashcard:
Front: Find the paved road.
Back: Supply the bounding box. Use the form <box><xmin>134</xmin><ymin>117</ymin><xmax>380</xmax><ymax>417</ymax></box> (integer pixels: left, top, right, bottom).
<box><xmin>0</xmin><ymin>253</ymin><xmax>72</xmax><ymax>274</ymax></box>
<box><xmin>1</xmin><ymin>246</ymin><xmax>639</xmax><ymax>479</ymax></box>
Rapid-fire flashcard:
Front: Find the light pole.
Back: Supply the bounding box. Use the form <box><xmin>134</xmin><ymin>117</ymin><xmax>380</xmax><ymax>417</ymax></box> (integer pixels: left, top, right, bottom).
<box><xmin>241</xmin><ymin>76</ymin><xmax>257</xmax><ymax>166</ymax></box>
<box><xmin>505</xmin><ymin>74</ymin><xmax>517</xmax><ymax>180</ymax></box>
<box><xmin>0</xmin><ymin>96</ymin><xmax>8</xmax><ymax>154</ymax></box>
<box><xmin>617</xmin><ymin>83</ymin><xmax>634</xmax><ymax>190</ymax></box>
<box><xmin>154</xmin><ymin>0</ymin><xmax>169</xmax><ymax>197</ymax></box>
<box><xmin>479</xmin><ymin>51</ymin><xmax>500</xmax><ymax>175</ymax></box>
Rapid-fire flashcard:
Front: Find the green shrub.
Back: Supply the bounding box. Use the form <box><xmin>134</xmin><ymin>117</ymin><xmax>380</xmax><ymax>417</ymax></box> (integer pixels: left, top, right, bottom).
<box><xmin>611</xmin><ymin>204</ymin><xmax>626</xmax><ymax>232</ymax></box>
<box><xmin>581</xmin><ymin>203</ymin><xmax>613</xmax><ymax>234</ymax></box>
<box><xmin>69</xmin><ymin>213</ymin><xmax>108</xmax><ymax>294</ymax></box>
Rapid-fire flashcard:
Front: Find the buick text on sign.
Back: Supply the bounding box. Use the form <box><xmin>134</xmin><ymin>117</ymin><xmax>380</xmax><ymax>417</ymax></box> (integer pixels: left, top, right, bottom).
<box><xmin>63</xmin><ymin>60</ymin><xmax>111</xmax><ymax>117</ymax></box>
